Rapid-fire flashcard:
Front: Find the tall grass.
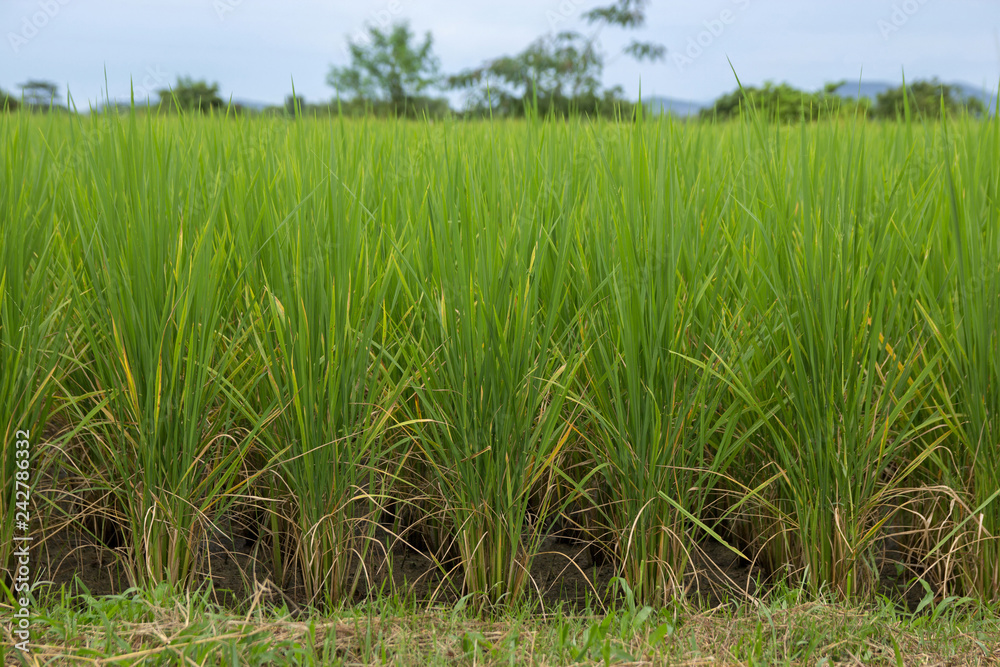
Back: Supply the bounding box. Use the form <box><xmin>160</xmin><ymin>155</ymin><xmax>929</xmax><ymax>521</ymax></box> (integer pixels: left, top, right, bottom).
<box><xmin>721</xmin><ymin>118</ymin><xmax>948</xmax><ymax>597</ymax></box>
<box><xmin>62</xmin><ymin>111</ymin><xmax>261</xmax><ymax>587</ymax></box>
<box><xmin>242</xmin><ymin>121</ymin><xmax>407</xmax><ymax>603</ymax></box>
<box><xmin>577</xmin><ymin>120</ymin><xmax>746</xmax><ymax>605</ymax></box>
<box><xmin>4</xmin><ymin>103</ymin><xmax>999</xmax><ymax>609</ymax></box>
<box><xmin>398</xmin><ymin>121</ymin><xmax>581</xmax><ymax>610</ymax></box>
<box><xmin>0</xmin><ymin>112</ymin><xmax>68</xmax><ymax>584</ymax></box>
<box><xmin>916</xmin><ymin>116</ymin><xmax>1000</xmax><ymax>601</ymax></box>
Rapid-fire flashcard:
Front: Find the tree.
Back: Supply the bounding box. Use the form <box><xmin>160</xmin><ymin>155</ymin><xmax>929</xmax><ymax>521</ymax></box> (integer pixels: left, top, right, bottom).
<box><xmin>285</xmin><ymin>94</ymin><xmax>305</xmax><ymax>116</ymax></box>
<box><xmin>157</xmin><ymin>77</ymin><xmax>224</xmax><ymax>113</ymax></box>
<box><xmin>873</xmin><ymin>79</ymin><xmax>985</xmax><ymax>119</ymax></box>
<box><xmin>449</xmin><ymin>1</ymin><xmax>661</xmax><ymax>118</ymax></box>
<box><xmin>700</xmin><ymin>81</ymin><xmax>866</xmax><ymax>123</ymax></box>
<box><xmin>327</xmin><ymin>21</ymin><xmax>441</xmax><ymax>113</ymax></box>
<box><xmin>0</xmin><ymin>88</ymin><xmax>19</xmax><ymax>112</ymax></box>
<box><xmin>18</xmin><ymin>80</ymin><xmax>58</xmax><ymax>108</ymax></box>
<box><xmin>582</xmin><ymin>0</ymin><xmax>665</xmax><ymax>62</ymax></box>
<box><xmin>449</xmin><ymin>31</ymin><xmax>611</xmax><ymax>116</ymax></box>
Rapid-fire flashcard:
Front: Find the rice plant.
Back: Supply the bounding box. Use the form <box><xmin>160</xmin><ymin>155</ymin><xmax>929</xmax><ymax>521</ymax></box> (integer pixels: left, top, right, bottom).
<box><xmin>721</xmin><ymin>116</ymin><xmax>947</xmax><ymax>597</ymax></box>
<box><xmin>3</xmin><ymin>101</ymin><xmax>999</xmax><ymax>612</ymax></box>
<box><xmin>576</xmin><ymin>119</ymin><xmax>748</xmax><ymax>605</ymax></box>
<box><xmin>62</xmin><ymin>111</ymin><xmax>262</xmax><ymax>588</ymax></box>
<box><xmin>916</xmin><ymin>115</ymin><xmax>1000</xmax><ymax>601</ymax></box>
<box><xmin>0</xmin><ymin>111</ymin><xmax>68</xmax><ymax>584</ymax></box>
<box><xmin>399</xmin><ymin>119</ymin><xmax>582</xmax><ymax>611</ymax></box>
<box><xmin>242</xmin><ymin>121</ymin><xmax>407</xmax><ymax>604</ymax></box>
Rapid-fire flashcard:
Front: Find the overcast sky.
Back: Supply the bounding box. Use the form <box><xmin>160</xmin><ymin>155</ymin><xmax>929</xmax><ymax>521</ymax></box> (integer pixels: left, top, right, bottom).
<box><xmin>2</xmin><ymin>0</ymin><xmax>999</xmax><ymax>108</ymax></box>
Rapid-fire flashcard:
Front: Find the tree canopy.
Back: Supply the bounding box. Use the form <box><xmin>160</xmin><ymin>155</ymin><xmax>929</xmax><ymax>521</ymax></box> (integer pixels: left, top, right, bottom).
<box><xmin>448</xmin><ymin>31</ymin><xmax>625</xmax><ymax>117</ymax></box>
<box><xmin>1</xmin><ymin>88</ymin><xmax>19</xmax><ymax>112</ymax></box>
<box><xmin>157</xmin><ymin>77</ymin><xmax>224</xmax><ymax>113</ymax></box>
<box><xmin>326</xmin><ymin>21</ymin><xmax>441</xmax><ymax>114</ymax></box>
<box><xmin>701</xmin><ymin>81</ymin><xmax>866</xmax><ymax>122</ymax></box>
<box><xmin>19</xmin><ymin>80</ymin><xmax>58</xmax><ymax>109</ymax></box>
<box><xmin>583</xmin><ymin>0</ymin><xmax>665</xmax><ymax>62</ymax></box>
<box><xmin>872</xmin><ymin>79</ymin><xmax>985</xmax><ymax>119</ymax></box>
<box><xmin>447</xmin><ymin>0</ymin><xmax>663</xmax><ymax>120</ymax></box>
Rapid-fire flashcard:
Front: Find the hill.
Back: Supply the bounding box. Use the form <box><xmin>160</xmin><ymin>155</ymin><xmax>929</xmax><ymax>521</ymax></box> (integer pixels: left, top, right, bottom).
<box><xmin>833</xmin><ymin>80</ymin><xmax>997</xmax><ymax>113</ymax></box>
<box><xmin>645</xmin><ymin>96</ymin><xmax>708</xmax><ymax>117</ymax></box>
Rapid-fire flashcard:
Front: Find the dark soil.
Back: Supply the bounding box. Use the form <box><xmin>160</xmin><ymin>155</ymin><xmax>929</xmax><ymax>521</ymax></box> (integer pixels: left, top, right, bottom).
<box><xmin>32</xmin><ymin>514</ymin><xmax>925</xmax><ymax>614</ymax></box>
<box><xmin>28</xmin><ymin>422</ymin><xmax>927</xmax><ymax>614</ymax></box>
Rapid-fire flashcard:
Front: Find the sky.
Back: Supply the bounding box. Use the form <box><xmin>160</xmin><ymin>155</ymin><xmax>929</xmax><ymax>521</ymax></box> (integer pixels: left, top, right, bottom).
<box><xmin>2</xmin><ymin>0</ymin><xmax>999</xmax><ymax>108</ymax></box>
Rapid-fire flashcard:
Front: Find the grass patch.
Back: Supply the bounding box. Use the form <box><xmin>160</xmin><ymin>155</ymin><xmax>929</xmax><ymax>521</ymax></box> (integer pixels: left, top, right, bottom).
<box><xmin>15</xmin><ymin>579</ymin><xmax>1000</xmax><ymax>665</ymax></box>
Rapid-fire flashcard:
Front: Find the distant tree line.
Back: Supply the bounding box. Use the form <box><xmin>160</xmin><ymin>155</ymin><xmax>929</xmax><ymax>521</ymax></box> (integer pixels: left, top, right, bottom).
<box><xmin>699</xmin><ymin>79</ymin><xmax>987</xmax><ymax>122</ymax></box>
<box><xmin>1</xmin><ymin>80</ymin><xmax>64</xmax><ymax>113</ymax></box>
<box><xmin>870</xmin><ymin>79</ymin><xmax>986</xmax><ymax>119</ymax></box>
<box><xmin>0</xmin><ymin>89</ymin><xmax>16</xmax><ymax>112</ymax></box>
<box><xmin>4</xmin><ymin>73</ymin><xmax>988</xmax><ymax>122</ymax></box>
<box><xmin>156</xmin><ymin>77</ymin><xmax>226</xmax><ymax>113</ymax></box>
<box><xmin>2</xmin><ymin>1</ymin><xmax>658</xmax><ymax>120</ymax></box>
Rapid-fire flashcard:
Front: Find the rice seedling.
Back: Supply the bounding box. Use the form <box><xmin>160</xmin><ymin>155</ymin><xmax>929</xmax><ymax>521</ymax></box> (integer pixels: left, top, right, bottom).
<box><xmin>241</xmin><ymin>119</ymin><xmax>408</xmax><ymax>604</ymax></box>
<box><xmin>0</xmin><ymin>111</ymin><xmax>68</xmax><ymax>584</ymax></box>
<box><xmin>575</xmin><ymin>118</ymin><xmax>749</xmax><ymax>606</ymax></box>
<box><xmin>398</xmin><ymin>119</ymin><xmax>583</xmax><ymax>611</ymax></box>
<box><xmin>3</xmin><ymin>99</ymin><xmax>998</xmax><ymax>616</ymax></box>
<box><xmin>61</xmin><ymin>110</ymin><xmax>264</xmax><ymax>588</ymax></box>
<box><xmin>720</xmin><ymin>115</ymin><xmax>947</xmax><ymax>598</ymax></box>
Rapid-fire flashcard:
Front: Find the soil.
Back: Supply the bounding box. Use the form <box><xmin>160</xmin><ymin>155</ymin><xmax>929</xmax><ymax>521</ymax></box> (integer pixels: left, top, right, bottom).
<box><xmin>26</xmin><ymin>422</ymin><xmax>928</xmax><ymax>614</ymax></box>
<box><xmin>31</xmin><ymin>514</ymin><xmax>925</xmax><ymax>614</ymax></box>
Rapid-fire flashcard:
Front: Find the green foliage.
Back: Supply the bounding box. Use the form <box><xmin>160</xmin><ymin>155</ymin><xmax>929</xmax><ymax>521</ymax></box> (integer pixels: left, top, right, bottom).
<box><xmin>242</xmin><ymin>128</ymin><xmax>406</xmax><ymax>604</ymax></box>
<box><xmin>30</xmin><ymin>580</ymin><xmax>1000</xmax><ymax>664</ymax></box>
<box><xmin>399</xmin><ymin>120</ymin><xmax>583</xmax><ymax>610</ymax></box>
<box><xmin>916</xmin><ymin>118</ymin><xmax>1000</xmax><ymax>597</ymax></box>
<box><xmin>61</xmin><ymin>112</ymin><xmax>264</xmax><ymax>588</ymax></box>
<box><xmin>156</xmin><ymin>76</ymin><xmax>224</xmax><ymax>113</ymax></box>
<box><xmin>6</xmin><ymin>110</ymin><xmax>1000</xmax><ymax>616</ymax></box>
<box><xmin>720</xmin><ymin>117</ymin><xmax>944</xmax><ymax>597</ymax></box>
<box><xmin>449</xmin><ymin>32</ymin><xmax>635</xmax><ymax>118</ymax></box>
<box><xmin>583</xmin><ymin>0</ymin><xmax>665</xmax><ymax>62</ymax></box>
<box><xmin>266</xmin><ymin>96</ymin><xmax>451</xmax><ymax>119</ymax></box>
<box><xmin>701</xmin><ymin>81</ymin><xmax>866</xmax><ymax>122</ymax></box>
<box><xmin>283</xmin><ymin>94</ymin><xmax>304</xmax><ymax>116</ymax></box>
<box><xmin>337</xmin><ymin>95</ymin><xmax>451</xmax><ymax>118</ymax></box>
<box><xmin>327</xmin><ymin>21</ymin><xmax>442</xmax><ymax>114</ymax></box>
<box><xmin>18</xmin><ymin>80</ymin><xmax>59</xmax><ymax>110</ymax></box>
<box><xmin>873</xmin><ymin>79</ymin><xmax>986</xmax><ymax>119</ymax></box>
<box><xmin>0</xmin><ymin>111</ymin><xmax>67</xmax><ymax>581</ymax></box>
<box><xmin>577</xmin><ymin>119</ymin><xmax>746</xmax><ymax>604</ymax></box>
<box><xmin>324</xmin><ymin>2</ymin><xmax>661</xmax><ymax>119</ymax></box>
<box><xmin>0</xmin><ymin>88</ymin><xmax>19</xmax><ymax>111</ymax></box>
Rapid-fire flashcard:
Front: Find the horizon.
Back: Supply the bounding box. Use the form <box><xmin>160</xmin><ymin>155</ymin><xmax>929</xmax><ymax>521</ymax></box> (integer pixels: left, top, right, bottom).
<box><xmin>5</xmin><ymin>75</ymin><xmax>999</xmax><ymax>113</ymax></box>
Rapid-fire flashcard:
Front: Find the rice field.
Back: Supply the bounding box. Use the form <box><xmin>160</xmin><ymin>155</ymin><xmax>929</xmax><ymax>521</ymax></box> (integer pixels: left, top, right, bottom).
<box><xmin>2</xmin><ymin>107</ymin><xmax>999</xmax><ymax>615</ymax></box>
